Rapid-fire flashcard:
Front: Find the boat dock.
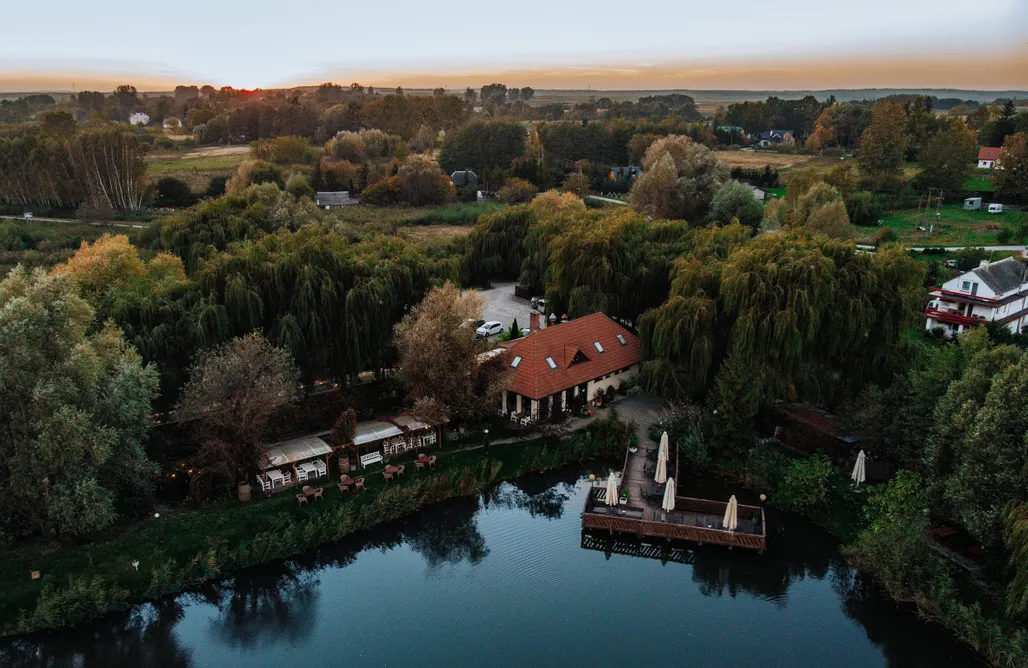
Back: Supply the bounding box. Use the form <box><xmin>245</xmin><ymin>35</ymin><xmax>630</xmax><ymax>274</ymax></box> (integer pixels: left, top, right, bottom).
<box><xmin>581</xmin><ymin>440</ymin><xmax>767</xmax><ymax>552</ymax></box>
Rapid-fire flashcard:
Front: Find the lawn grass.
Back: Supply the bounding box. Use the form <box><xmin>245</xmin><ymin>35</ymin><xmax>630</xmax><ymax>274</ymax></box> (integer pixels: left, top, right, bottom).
<box><xmin>328</xmin><ymin>202</ymin><xmax>502</xmax><ymax>229</ymax></box>
<box><xmin>145</xmin><ymin>150</ymin><xmax>248</xmax><ymax>192</ymax></box>
<box><xmin>964</xmin><ymin>170</ymin><xmax>995</xmax><ymax>192</ymax></box>
<box><xmin>0</xmin><ymin>420</ymin><xmax>619</xmax><ymax>635</ymax></box>
<box><xmin>847</xmin><ymin>204</ymin><xmax>1026</xmax><ymax>246</ymax></box>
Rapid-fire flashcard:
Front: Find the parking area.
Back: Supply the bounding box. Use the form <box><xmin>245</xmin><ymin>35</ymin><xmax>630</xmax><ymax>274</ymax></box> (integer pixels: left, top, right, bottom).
<box><xmin>472</xmin><ymin>282</ymin><xmax>539</xmax><ymax>336</ymax></box>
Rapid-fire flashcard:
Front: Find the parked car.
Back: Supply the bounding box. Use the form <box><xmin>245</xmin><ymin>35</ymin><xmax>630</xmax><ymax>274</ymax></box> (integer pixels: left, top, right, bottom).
<box><xmin>534</xmin><ymin>298</ymin><xmax>548</xmax><ymax>313</ymax></box>
<box><xmin>462</xmin><ymin>319</ymin><xmax>486</xmax><ymax>330</ymax></box>
<box><xmin>475</xmin><ymin>321</ymin><xmax>503</xmax><ymax>338</ymax></box>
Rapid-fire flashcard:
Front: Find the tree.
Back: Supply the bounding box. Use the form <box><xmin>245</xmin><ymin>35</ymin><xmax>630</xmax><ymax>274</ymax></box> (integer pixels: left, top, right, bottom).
<box><xmin>285</xmin><ymin>172</ymin><xmax>315</xmax><ymax>200</ymax></box>
<box><xmin>795</xmin><ymin>182</ymin><xmax>850</xmax><ymax>238</ymax></box>
<box><xmin>857</xmin><ymin>102</ymin><xmax>908</xmax><ymax>190</ymax></box>
<box><xmin>480</xmin><ymin>83</ymin><xmax>507</xmax><ymax>107</ymax></box>
<box><xmin>1004</xmin><ymin>503</ymin><xmax>1028</xmax><ymax>617</ymax></box>
<box><xmin>995</xmin><ymin>132</ymin><xmax>1028</xmax><ymax>203</ymax></box>
<box><xmin>708</xmin><ymin>180</ymin><xmax>763</xmax><ymax>231</ymax></box>
<box><xmin>394</xmin><ymin>283</ymin><xmax>507</xmax><ymax>419</ymax></box>
<box><xmin>438</xmin><ymin>120</ymin><xmax>526</xmax><ymax>173</ymax></box>
<box><xmin>176</xmin><ymin>333</ymin><xmax>299</xmax><ymax>497</ymax></box>
<box><xmin>398</xmin><ymin>155</ymin><xmax>454</xmax><ymax>205</ymax></box>
<box><xmin>38</xmin><ymin>110</ymin><xmax>76</xmax><ymax>137</ymax></box>
<box><xmin>561</xmin><ymin>172</ymin><xmax>589</xmax><ymax>197</ymax></box>
<box><xmin>916</xmin><ymin>118</ymin><xmax>977</xmax><ymax>197</ymax></box>
<box><xmin>0</xmin><ymin>268</ymin><xmax>159</xmax><ymax>539</ymax></box>
<box><xmin>506</xmin><ymin>318</ymin><xmax>521</xmax><ymax>340</ymax></box>
<box><xmin>498</xmin><ymin>177</ymin><xmax>537</xmax><ymax>204</ymax></box>
<box><xmin>628</xmin><ymin>135</ymin><xmax>728</xmax><ymax>221</ymax></box>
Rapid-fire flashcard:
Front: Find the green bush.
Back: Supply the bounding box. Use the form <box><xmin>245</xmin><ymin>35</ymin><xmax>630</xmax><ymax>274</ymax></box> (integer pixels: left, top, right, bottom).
<box><xmin>846</xmin><ymin>191</ymin><xmax>886</xmax><ymax>226</ymax></box>
<box><xmin>773</xmin><ymin>454</ymin><xmax>837</xmax><ymax>514</ymax></box>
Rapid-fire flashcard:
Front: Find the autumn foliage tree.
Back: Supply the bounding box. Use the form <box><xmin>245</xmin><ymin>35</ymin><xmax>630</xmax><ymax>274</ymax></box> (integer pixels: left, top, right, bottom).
<box><xmin>857</xmin><ymin>102</ymin><xmax>909</xmax><ymax>190</ymax></box>
<box><xmin>628</xmin><ymin>134</ymin><xmax>728</xmax><ymax>221</ymax></box>
<box><xmin>394</xmin><ymin>282</ymin><xmax>507</xmax><ymax>420</ymax></box>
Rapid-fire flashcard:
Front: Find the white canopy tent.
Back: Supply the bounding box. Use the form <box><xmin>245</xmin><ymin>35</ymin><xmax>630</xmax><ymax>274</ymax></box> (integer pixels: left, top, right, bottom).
<box><xmin>263</xmin><ymin>435</ymin><xmax>333</xmax><ymax>469</ymax></box>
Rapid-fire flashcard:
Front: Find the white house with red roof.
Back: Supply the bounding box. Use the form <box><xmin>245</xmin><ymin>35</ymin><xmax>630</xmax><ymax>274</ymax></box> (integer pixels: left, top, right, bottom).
<box><xmin>498</xmin><ymin>312</ymin><xmax>644</xmax><ymax>421</ymax></box>
<box><xmin>925</xmin><ymin>257</ymin><xmax>1028</xmax><ymax>337</ymax></box>
<box><xmin>978</xmin><ymin>147</ymin><xmax>1004</xmax><ymax>169</ymax></box>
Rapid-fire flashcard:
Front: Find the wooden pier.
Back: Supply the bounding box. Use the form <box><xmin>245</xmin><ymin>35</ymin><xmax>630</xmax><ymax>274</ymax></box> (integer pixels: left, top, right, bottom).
<box><xmin>581</xmin><ymin>441</ymin><xmax>767</xmax><ymax>552</ymax></box>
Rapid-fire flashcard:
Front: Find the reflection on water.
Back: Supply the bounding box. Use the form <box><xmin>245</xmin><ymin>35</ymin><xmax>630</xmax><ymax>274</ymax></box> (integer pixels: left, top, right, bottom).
<box><xmin>0</xmin><ymin>468</ymin><xmax>981</xmax><ymax>668</ymax></box>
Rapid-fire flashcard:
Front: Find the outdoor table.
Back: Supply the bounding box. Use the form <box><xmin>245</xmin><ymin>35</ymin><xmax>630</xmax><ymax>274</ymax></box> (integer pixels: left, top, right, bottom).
<box><xmin>297</xmin><ymin>462</ymin><xmax>318</xmax><ymax>480</ymax></box>
<box><xmin>385</xmin><ymin>465</ymin><xmax>400</xmax><ymax>474</ymax></box>
<box><xmin>418</xmin><ymin>454</ymin><xmax>430</xmax><ymax>464</ymax></box>
<box><xmin>340</xmin><ymin>475</ymin><xmax>355</xmax><ymax>486</ymax></box>
<box><xmin>266</xmin><ymin>469</ymin><xmax>285</xmax><ymax>488</ymax></box>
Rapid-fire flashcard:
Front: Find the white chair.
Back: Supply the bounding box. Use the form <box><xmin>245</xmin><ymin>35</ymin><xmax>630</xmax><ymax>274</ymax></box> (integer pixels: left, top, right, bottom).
<box><xmin>296</xmin><ymin>467</ymin><xmax>308</xmax><ymax>483</ymax></box>
<box><xmin>281</xmin><ymin>471</ymin><xmax>292</xmax><ymax>486</ymax></box>
<box><xmin>313</xmin><ymin>460</ymin><xmax>327</xmax><ymax>477</ymax></box>
<box><xmin>256</xmin><ymin>475</ymin><xmax>270</xmax><ymax>492</ymax></box>
<box><xmin>510</xmin><ymin>412</ymin><xmax>518</xmax><ymax>423</ymax></box>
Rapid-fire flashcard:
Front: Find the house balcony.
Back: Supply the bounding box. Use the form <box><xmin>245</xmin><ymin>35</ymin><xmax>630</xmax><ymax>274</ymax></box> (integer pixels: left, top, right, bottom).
<box><xmin>925</xmin><ymin>308</ymin><xmax>983</xmax><ymax>328</ymax></box>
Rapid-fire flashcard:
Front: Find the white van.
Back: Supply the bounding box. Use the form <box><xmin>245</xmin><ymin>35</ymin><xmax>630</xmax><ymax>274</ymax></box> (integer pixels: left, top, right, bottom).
<box><xmin>988</xmin><ymin>203</ymin><xmax>1004</xmax><ymax>214</ymax></box>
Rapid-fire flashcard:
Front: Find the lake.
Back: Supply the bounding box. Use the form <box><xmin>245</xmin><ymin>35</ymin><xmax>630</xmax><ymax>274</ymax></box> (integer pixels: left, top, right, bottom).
<box><xmin>0</xmin><ymin>469</ymin><xmax>981</xmax><ymax>667</ymax></box>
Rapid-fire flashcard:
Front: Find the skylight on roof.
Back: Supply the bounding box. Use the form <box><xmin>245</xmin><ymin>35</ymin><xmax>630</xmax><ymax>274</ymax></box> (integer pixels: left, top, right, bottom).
<box><xmin>593</xmin><ymin>341</ymin><xmax>605</xmax><ymax>353</ymax></box>
<box><xmin>510</xmin><ymin>356</ymin><xmax>522</xmax><ymax>368</ymax></box>
<box><xmin>616</xmin><ymin>333</ymin><xmax>626</xmax><ymax>346</ymax></box>
<box><xmin>545</xmin><ymin>356</ymin><xmax>557</xmax><ymax>369</ymax></box>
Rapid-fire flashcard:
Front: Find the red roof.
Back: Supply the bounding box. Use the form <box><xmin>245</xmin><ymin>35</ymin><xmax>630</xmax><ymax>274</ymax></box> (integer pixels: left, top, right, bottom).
<box><xmin>978</xmin><ymin>147</ymin><xmax>1003</xmax><ymax>161</ymax></box>
<box><xmin>503</xmin><ymin>313</ymin><xmax>644</xmax><ymax>400</ymax></box>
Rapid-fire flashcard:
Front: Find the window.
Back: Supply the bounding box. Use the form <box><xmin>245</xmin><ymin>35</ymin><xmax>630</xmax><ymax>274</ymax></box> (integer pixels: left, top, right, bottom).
<box><xmin>615</xmin><ymin>333</ymin><xmax>627</xmax><ymax>346</ymax></box>
<box><xmin>510</xmin><ymin>356</ymin><xmax>522</xmax><ymax>369</ymax></box>
<box><xmin>961</xmin><ymin>281</ymin><xmax>971</xmax><ymax>291</ymax></box>
<box><xmin>593</xmin><ymin>341</ymin><xmax>605</xmax><ymax>353</ymax></box>
<box><xmin>545</xmin><ymin>356</ymin><xmax>557</xmax><ymax>370</ymax></box>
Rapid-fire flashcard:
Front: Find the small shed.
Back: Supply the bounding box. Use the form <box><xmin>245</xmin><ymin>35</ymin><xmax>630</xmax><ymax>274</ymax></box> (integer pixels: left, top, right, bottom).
<box><xmin>451</xmin><ymin>170</ymin><xmax>478</xmax><ymax>187</ymax></box>
<box><xmin>315</xmin><ymin>191</ymin><xmax>359</xmax><ymax>209</ymax></box>
<box><xmin>964</xmin><ymin>197</ymin><xmax>982</xmax><ymax>211</ymax></box>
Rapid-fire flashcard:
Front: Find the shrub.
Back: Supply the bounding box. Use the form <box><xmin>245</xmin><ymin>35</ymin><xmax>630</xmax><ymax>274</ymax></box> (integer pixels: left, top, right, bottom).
<box><xmin>773</xmin><ymin>454</ymin><xmax>836</xmax><ymax>514</ymax></box>
<box><xmin>846</xmin><ymin>191</ymin><xmax>886</xmax><ymax>226</ymax></box>
<box><xmin>360</xmin><ymin>176</ymin><xmax>402</xmax><ymax>205</ymax></box>
<box><xmin>998</xmin><ymin>228</ymin><xmax>1013</xmax><ymax>244</ymax></box>
<box><xmin>285</xmin><ymin>173</ymin><xmax>315</xmax><ymax>200</ymax></box>
<box><xmin>498</xmin><ymin>177</ymin><xmax>537</xmax><ymax>204</ymax></box>
<box><xmin>875</xmin><ymin>226</ymin><xmax>898</xmax><ymax>245</ymax></box>
<box><xmin>153</xmin><ymin>177</ymin><xmax>194</xmax><ymax>207</ymax></box>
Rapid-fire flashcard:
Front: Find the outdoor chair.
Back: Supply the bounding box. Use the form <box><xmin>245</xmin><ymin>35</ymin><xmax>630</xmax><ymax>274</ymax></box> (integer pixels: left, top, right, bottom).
<box><xmin>383</xmin><ymin>471</ymin><xmax>394</xmax><ymax>483</ymax></box>
<box><xmin>414</xmin><ymin>460</ymin><xmax>425</xmax><ymax>471</ymax></box>
<box><xmin>256</xmin><ymin>475</ymin><xmax>270</xmax><ymax>493</ymax></box>
<box><xmin>428</xmin><ymin>455</ymin><xmax>437</xmax><ymax>470</ymax></box>
<box><xmin>302</xmin><ymin>485</ymin><xmax>313</xmax><ymax>496</ymax></box>
<box><xmin>281</xmin><ymin>471</ymin><xmax>293</xmax><ymax>485</ymax></box>
<box><xmin>337</xmin><ymin>482</ymin><xmax>350</xmax><ymax>494</ymax></box>
<box><xmin>396</xmin><ymin>465</ymin><xmax>405</xmax><ymax>478</ymax></box>
<box><xmin>313</xmin><ymin>487</ymin><xmax>324</xmax><ymax>500</ymax></box>
<box><xmin>354</xmin><ymin>477</ymin><xmax>366</xmax><ymax>491</ymax></box>
<box><xmin>296</xmin><ymin>494</ymin><xmax>308</xmax><ymax>506</ymax></box>
<box><xmin>297</xmin><ymin>468</ymin><xmax>308</xmax><ymax>483</ymax></box>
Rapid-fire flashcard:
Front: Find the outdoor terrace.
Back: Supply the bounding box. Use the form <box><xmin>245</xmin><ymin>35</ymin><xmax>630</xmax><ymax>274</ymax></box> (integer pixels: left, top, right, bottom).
<box><xmin>581</xmin><ymin>440</ymin><xmax>767</xmax><ymax>552</ymax></box>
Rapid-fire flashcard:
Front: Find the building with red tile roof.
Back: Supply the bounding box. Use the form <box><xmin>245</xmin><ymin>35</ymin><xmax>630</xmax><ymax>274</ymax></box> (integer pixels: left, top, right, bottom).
<box><xmin>498</xmin><ymin>312</ymin><xmax>643</xmax><ymax>421</ymax></box>
<box><xmin>978</xmin><ymin>147</ymin><xmax>1004</xmax><ymax>169</ymax></box>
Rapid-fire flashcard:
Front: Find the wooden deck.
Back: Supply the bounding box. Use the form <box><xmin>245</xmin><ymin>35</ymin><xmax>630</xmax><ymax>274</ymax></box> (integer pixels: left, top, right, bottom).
<box><xmin>581</xmin><ymin>442</ymin><xmax>767</xmax><ymax>552</ymax></box>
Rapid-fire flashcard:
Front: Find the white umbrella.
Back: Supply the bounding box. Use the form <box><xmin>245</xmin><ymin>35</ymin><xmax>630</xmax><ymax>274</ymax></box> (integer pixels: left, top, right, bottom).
<box><xmin>851</xmin><ymin>450</ymin><xmax>866</xmax><ymax>488</ymax></box>
<box><xmin>723</xmin><ymin>495</ymin><xmax>738</xmax><ymax>531</ymax></box>
<box><xmin>654</xmin><ymin>454</ymin><xmax>667</xmax><ymax>484</ymax></box>
<box><xmin>661</xmin><ymin>477</ymin><xmax>676</xmax><ymax>513</ymax></box>
<box><xmin>658</xmin><ymin>431</ymin><xmax>669</xmax><ymax>463</ymax></box>
<box><xmin>605</xmin><ymin>472</ymin><xmax>618</xmax><ymax>506</ymax></box>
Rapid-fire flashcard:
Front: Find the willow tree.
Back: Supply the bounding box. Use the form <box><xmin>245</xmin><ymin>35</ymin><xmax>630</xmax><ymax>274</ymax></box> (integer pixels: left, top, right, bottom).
<box><xmin>460</xmin><ymin>205</ymin><xmax>536</xmax><ymax>285</ymax></box>
<box><xmin>0</xmin><ymin>268</ymin><xmax>160</xmax><ymax>538</ymax></box>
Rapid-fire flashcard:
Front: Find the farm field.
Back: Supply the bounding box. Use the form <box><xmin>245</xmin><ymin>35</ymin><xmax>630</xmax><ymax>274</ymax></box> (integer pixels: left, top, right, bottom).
<box><xmin>146</xmin><ymin>146</ymin><xmax>249</xmax><ymax>191</ymax></box>
<box><xmin>847</xmin><ymin>203</ymin><xmax>1025</xmax><ymax>246</ymax></box>
<box><xmin>0</xmin><ymin>219</ymin><xmax>147</xmax><ymax>274</ymax></box>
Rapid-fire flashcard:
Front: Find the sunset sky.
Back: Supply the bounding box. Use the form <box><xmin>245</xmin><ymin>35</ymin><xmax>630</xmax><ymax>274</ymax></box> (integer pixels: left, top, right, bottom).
<box><xmin>2</xmin><ymin>0</ymin><xmax>1026</xmax><ymax>92</ymax></box>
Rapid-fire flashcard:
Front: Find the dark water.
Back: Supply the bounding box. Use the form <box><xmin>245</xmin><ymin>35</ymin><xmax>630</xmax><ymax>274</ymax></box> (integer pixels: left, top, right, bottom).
<box><xmin>0</xmin><ymin>470</ymin><xmax>983</xmax><ymax>668</ymax></box>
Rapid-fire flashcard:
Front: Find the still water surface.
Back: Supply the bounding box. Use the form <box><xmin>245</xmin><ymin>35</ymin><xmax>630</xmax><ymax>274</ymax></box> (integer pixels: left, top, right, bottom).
<box><xmin>1</xmin><ymin>470</ymin><xmax>981</xmax><ymax>667</ymax></box>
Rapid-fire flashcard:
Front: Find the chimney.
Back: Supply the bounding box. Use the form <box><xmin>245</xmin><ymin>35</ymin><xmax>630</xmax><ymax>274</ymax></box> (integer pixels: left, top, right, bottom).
<box><xmin>548</xmin><ymin>313</ymin><xmax>557</xmax><ymax>327</ymax></box>
<box><xmin>529</xmin><ymin>311</ymin><xmax>540</xmax><ymax>332</ymax></box>
<box><xmin>561</xmin><ymin>313</ymin><xmax>568</xmax><ymax>323</ymax></box>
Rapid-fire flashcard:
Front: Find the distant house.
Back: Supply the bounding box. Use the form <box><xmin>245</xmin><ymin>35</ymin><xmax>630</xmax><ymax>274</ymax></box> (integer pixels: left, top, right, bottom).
<box><xmin>128</xmin><ymin>112</ymin><xmax>150</xmax><ymax>126</ymax></box>
<box><xmin>315</xmin><ymin>191</ymin><xmax>359</xmax><ymax>209</ymax></box>
<box><xmin>450</xmin><ymin>170</ymin><xmax>478</xmax><ymax>187</ymax></box>
<box><xmin>609</xmin><ymin>165</ymin><xmax>641</xmax><ymax>181</ymax></box>
<box><xmin>977</xmin><ymin>147</ymin><xmax>1003</xmax><ymax>169</ymax></box>
<box><xmin>748</xmin><ymin>185</ymin><xmax>766</xmax><ymax>201</ymax></box>
<box><xmin>497</xmin><ymin>312</ymin><xmax>643</xmax><ymax>421</ymax></box>
<box><xmin>925</xmin><ymin>257</ymin><xmax>1028</xmax><ymax>338</ymax></box>
<box><xmin>758</xmin><ymin>130</ymin><xmax>795</xmax><ymax>147</ymax></box>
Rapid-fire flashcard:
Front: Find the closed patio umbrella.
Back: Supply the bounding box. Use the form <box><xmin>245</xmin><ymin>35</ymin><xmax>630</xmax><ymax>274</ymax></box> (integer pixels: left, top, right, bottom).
<box><xmin>723</xmin><ymin>495</ymin><xmax>738</xmax><ymax>531</ymax></box>
<box><xmin>654</xmin><ymin>454</ymin><xmax>667</xmax><ymax>484</ymax></box>
<box><xmin>851</xmin><ymin>450</ymin><xmax>867</xmax><ymax>488</ymax></box>
<box><xmin>658</xmin><ymin>431</ymin><xmax>669</xmax><ymax>463</ymax></box>
<box><xmin>606</xmin><ymin>472</ymin><xmax>618</xmax><ymax>506</ymax></box>
<box><xmin>662</xmin><ymin>477</ymin><xmax>676</xmax><ymax>513</ymax></box>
